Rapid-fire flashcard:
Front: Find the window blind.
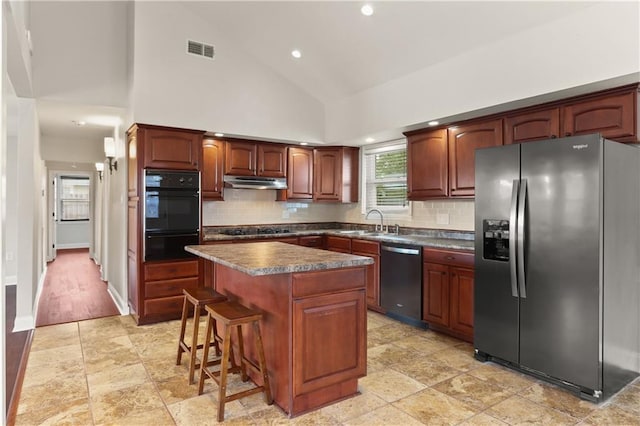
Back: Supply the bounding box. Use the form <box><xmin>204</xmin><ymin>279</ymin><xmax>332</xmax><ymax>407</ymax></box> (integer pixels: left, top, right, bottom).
<box><xmin>362</xmin><ymin>140</ymin><xmax>408</xmax><ymax>213</ymax></box>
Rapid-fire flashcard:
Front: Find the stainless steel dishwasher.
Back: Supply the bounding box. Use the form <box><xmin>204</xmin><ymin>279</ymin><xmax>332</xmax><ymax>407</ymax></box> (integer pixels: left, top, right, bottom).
<box><xmin>380</xmin><ymin>242</ymin><xmax>423</xmax><ymax>326</ymax></box>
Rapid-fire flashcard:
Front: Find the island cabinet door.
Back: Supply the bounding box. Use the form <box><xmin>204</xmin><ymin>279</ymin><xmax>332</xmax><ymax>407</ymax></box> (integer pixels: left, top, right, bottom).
<box><xmin>292</xmin><ymin>289</ymin><xmax>367</xmax><ymax>396</ymax></box>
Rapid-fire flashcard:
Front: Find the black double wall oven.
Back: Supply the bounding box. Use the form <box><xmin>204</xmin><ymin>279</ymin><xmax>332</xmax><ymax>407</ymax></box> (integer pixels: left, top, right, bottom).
<box><xmin>144</xmin><ymin>170</ymin><xmax>200</xmax><ymax>261</ymax></box>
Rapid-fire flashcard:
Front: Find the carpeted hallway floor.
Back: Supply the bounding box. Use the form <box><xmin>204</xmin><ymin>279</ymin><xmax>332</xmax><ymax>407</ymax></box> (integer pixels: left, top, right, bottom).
<box><xmin>35</xmin><ymin>248</ymin><xmax>120</xmax><ymax>327</ymax></box>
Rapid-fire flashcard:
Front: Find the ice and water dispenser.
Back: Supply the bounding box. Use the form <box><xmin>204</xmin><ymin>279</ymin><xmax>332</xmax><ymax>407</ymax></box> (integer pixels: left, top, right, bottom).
<box><xmin>482</xmin><ymin>219</ymin><xmax>510</xmax><ymax>261</ymax></box>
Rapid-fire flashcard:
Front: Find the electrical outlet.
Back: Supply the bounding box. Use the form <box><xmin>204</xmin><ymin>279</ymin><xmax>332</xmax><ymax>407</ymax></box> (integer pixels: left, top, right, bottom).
<box><xmin>282</xmin><ymin>210</ymin><xmax>290</xmax><ymax>219</ymax></box>
<box><xmin>6</xmin><ymin>251</ymin><xmax>14</xmax><ymax>261</ymax></box>
<box><xmin>436</xmin><ymin>213</ymin><xmax>450</xmax><ymax>225</ymax></box>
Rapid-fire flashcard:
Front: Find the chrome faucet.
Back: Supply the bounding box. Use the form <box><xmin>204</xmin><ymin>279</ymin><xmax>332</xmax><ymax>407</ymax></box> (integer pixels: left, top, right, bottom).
<box><xmin>365</xmin><ymin>209</ymin><xmax>384</xmax><ymax>232</ymax></box>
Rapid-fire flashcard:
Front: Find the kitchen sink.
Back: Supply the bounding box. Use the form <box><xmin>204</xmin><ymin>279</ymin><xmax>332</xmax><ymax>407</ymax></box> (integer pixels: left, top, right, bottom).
<box><xmin>336</xmin><ymin>230</ymin><xmax>369</xmax><ymax>235</ymax></box>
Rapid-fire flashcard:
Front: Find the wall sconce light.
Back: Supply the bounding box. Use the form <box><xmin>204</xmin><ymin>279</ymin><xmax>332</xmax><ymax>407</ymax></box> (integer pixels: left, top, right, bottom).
<box><xmin>104</xmin><ymin>137</ymin><xmax>118</xmax><ymax>174</ymax></box>
<box><xmin>95</xmin><ymin>162</ymin><xmax>104</xmax><ymax>181</ymax></box>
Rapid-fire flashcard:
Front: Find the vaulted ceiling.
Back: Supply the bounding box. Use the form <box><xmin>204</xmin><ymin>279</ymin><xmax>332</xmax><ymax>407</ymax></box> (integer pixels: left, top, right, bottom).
<box><xmin>26</xmin><ymin>1</ymin><xmax>617</xmax><ymax>153</ymax></box>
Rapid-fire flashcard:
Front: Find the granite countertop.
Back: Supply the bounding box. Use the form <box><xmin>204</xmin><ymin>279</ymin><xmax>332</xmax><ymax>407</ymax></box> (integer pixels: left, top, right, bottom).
<box><xmin>202</xmin><ymin>226</ymin><xmax>475</xmax><ymax>252</ymax></box>
<box><xmin>185</xmin><ymin>242</ymin><xmax>374</xmax><ymax>276</ymax></box>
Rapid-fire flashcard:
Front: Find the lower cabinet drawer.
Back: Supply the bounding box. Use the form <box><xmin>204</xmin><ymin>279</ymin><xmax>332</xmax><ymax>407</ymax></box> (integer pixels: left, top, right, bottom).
<box><xmin>144</xmin><ymin>295</ymin><xmax>185</xmax><ymax>316</ymax></box>
<box><xmin>351</xmin><ymin>239</ymin><xmax>380</xmax><ymax>255</ymax></box>
<box><xmin>145</xmin><ymin>277</ymin><xmax>199</xmax><ymax>298</ymax></box>
<box><xmin>423</xmin><ymin>248</ymin><xmax>474</xmax><ymax>268</ymax></box>
<box><xmin>144</xmin><ymin>259</ymin><xmax>199</xmax><ymax>281</ymax></box>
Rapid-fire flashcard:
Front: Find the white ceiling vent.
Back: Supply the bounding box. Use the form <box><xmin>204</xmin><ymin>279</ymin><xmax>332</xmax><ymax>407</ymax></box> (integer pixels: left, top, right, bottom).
<box><xmin>187</xmin><ymin>40</ymin><xmax>215</xmax><ymax>59</ymax></box>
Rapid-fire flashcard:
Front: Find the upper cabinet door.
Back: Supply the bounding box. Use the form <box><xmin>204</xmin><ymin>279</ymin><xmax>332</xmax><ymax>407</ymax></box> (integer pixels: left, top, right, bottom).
<box><xmin>258</xmin><ymin>144</ymin><xmax>287</xmax><ymax>177</ymax></box>
<box><xmin>287</xmin><ymin>147</ymin><xmax>314</xmax><ymax>200</ymax></box>
<box><xmin>406</xmin><ymin>129</ymin><xmax>448</xmax><ymax>199</ymax></box>
<box><xmin>562</xmin><ymin>90</ymin><xmax>637</xmax><ymax>142</ymax></box>
<box><xmin>504</xmin><ymin>108</ymin><xmax>560</xmax><ymax>145</ymax></box>
<box><xmin>314</xmin><ymin>148</ymin><xmax>341</xmax><ymax>201</ymax></box>
<box><xmin>201</xmin><ymin>139</ymin><xmax>225</xmax><ymax>200</ymax></box>
<box><xmin>143</xmin><ymin>128</ymin><xmax>201</xmax><ymax>170</ymax></box>
<box><xmin>225</xmin><ymin>141</ymin><xmax>257</xmax><ymax>176</ymax></box>
<box><xmin>448</xmin><ymin>119</ymin><xmax>503</xmax><ymax>197</ymax></box>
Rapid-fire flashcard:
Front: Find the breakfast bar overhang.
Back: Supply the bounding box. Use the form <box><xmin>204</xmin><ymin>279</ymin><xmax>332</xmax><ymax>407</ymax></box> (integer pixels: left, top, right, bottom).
<box><xmin>185</xmin><ymin>242</ymin><xmax>374</xmax><ymax>417</ymax></box>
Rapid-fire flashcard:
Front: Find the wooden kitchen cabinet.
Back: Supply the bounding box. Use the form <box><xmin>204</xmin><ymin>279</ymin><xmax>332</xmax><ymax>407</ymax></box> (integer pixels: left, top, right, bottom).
<box><xmin>448</xmin><ymin>119</ymin><xmax>503</xmax><ymax>197</ymax></box>
<box><xmin>287</xmin><ymin>147</ymin><xmax>314</xmax><ymax>200</ymax></box>
<box><xmin>127</xmin><ymin>123</ymin><xmax>206</xmax><ymax>324</ymax></box>
<box><xmin>352</xmin><ymin>239</ymin><xmax>381</xmax><ymax>310</ymax></box>
<box><xmin>258</xmin><ymin>143</ymin><xmax>287</xmax><ymax>177</ymax></box>
<box><xmin>201</xmin><ymin>138</ymin><xmax>225</xmax><ymax>200</ymax></box>
<box><xmin>504</xmin><ymin>108</ymin><xmax>561</xmax><ymax>145</ymax></box>
<box><xmin>298</xmin><ymin>235</ymin><xmax>324</xmax><ymax>248</ymax></box>
<box><xmin>225</xmin><ymin>140</ymin><xmax>287</xmax><ymax>177</ymax></box>
<box><xmin>313</xmin><ymin>147</ymin><xmax>359</xmax><ymax>203</ymax></box>
<box><xmin>142</xmin><ymin>126</ymin><xmax>202</xmax><ymax>170</ymax></box>
<box><xmin>293</xmin><ymin>289</ymin><xmax>366</xmax><ymax>397</ymax></box>
<box><xmin>562</xmin><ymin>88</ymin><xmax>637</xmax><ymax>141</ymax></box>
<box><xmin>142</xmin><ymin>259</ymin><xmax>202</xmax><ymax>322</ymax></box>
<box><xmin>406</xmin><ymin>128</ymin><xmax>448</xmax><ymax>199</ymax></box>
<box><xmin>325</xmin><ymin>235</ymin><xmax>352</xmax><ymax>253</ymax></box>
<box><xmin>422</xmin><ymin>248</ymin><xmax>474</xmax><ymax>342</ymax></box>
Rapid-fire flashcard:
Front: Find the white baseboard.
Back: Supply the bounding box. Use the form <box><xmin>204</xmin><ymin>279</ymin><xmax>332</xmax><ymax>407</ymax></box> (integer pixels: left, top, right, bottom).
<box><xmin>5</xmin><ymin>276</ymin><xmax>17</xmax><ymax>285</ymax></box>
<box><xmin>107</xmin><ymin>283</ymin><xmax>130</xmax><ymax>316</ymax></box>
<box><xmin>56</xmin><ymin>243</ymin><xmax>90</xmax><ymax>250</ymax></box>
<box><xmin>13</xmin><ymin>315</ymin><xmax>35</xmax><ymax>332</ymax></box>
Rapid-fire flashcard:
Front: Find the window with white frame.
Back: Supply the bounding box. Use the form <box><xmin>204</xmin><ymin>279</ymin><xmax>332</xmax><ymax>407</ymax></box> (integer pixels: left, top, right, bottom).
<box><xmin>362</xmin><ymin>140</ymin><xmax>409</xmax><ymax>215</ymax></box>
<box><xmin>59</xmin><ymin>176</ymin><xmax>90</xmax><ymax>221</ymax></box>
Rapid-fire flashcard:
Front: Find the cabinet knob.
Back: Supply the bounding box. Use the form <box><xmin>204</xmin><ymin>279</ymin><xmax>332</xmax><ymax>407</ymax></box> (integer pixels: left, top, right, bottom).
<box><xmin>565</xmin><ymin>132</ymin><xmax>572</xmax><ymax>137</ymax></box>
<box><xmin>550</xmin><ymin>134</ymin><xmax>557</xmax><ymax>139</ymax></box>
<box><xmin>445</xmin><ymin>256</ymin><xmax>454</xmax><ymax>260</ymax></box>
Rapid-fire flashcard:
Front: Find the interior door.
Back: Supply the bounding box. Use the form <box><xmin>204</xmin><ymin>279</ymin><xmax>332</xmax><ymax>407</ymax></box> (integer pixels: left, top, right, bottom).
<box><xmin>519</xmin><ymin>135</ymin><xmax>601</xmax><ymax>391</ymax></box>
<box><xmin>474</xmin><ymin>144</ymin><xmax>520</xmax><ymax>363</ymax></box>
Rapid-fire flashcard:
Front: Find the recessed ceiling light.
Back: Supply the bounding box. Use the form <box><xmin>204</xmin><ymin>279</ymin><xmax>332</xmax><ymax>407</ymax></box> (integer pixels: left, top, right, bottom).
<box><xmin>428</xmin><ymin>121</ymin><xmax>439</xmax><ymax>126</ymax></box>
<box><xmin>300</xmin><ymin>142</ymin><xmax>308</xmax><ymax>146</ymax></box>
<box><xmin>291</xmin><ymin>49</ymin><xmax>302</xmax><ymax>59</ymax></box>
<box><xmin>214</xmin><ymin>132</ymin><xmax>224</xmax><ymax>137</ymax></box>
<box><xmin>361</xmin><ymin>4</ymin><xmax>374</xmax><ymax>16</ymax></box>
<box><xmin>365</xmin><ymin>137</ymin><xmax>375</xmax><ymax>143</ymax></box>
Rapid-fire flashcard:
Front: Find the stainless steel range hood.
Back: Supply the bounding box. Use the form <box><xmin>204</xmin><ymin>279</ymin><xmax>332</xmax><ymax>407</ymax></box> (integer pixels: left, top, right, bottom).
<box><xmin>223</xmin><ymin>175</ymin><xmax>288</xmax><ymax>190</ymax></box>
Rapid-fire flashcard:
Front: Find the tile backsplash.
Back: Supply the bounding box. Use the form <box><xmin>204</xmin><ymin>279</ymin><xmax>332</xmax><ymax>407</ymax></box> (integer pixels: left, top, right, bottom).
<box><xmin>202</xmin><ymin>189</ymin><xmax>475</xmax><ymax>231</ymax></box>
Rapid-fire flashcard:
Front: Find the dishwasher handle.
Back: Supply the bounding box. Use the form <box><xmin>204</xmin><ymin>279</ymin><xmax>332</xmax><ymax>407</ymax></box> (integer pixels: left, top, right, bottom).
<box><xmin>381</xmin><ymin>245</ymin><xmax>421</xmax><ymax>255</ymax></box>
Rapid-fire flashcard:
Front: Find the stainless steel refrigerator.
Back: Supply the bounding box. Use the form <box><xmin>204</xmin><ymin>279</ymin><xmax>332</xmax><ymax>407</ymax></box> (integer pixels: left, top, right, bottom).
<box><xmin>474</xmin><ymin>134</ymin><xmax>640</xmax><ymax>402</ymax></box>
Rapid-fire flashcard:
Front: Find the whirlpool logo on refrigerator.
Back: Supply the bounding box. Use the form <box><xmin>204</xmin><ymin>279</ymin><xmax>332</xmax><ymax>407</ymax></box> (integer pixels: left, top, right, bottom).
<box><xmin>573</xmin><ymin>144</ymin><xmax>589</xmax><ymax>150</ymax></box>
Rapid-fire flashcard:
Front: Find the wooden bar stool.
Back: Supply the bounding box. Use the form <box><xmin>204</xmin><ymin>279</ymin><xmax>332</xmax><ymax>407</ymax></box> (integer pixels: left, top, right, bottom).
<box><xmin>198</xmin><ymin>301</ymin><xmax>273</xmax><ymax>422</ymax></box>
<box><xmin>176</xmin><ymin>288</ymin><xmax>227</xmax><ymax>384</ymax></box>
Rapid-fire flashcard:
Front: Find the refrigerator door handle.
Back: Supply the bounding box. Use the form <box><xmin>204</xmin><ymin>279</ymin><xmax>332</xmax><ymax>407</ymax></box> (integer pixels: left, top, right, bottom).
<box><xmin>517</xmin><ymin>178</ymin><xmax>527</xmax><ymax>298</ymax></box>
<box><xmin>509</xmin><ymin>179</ymin><xmax>519</xmax><ymax>298</ymax></box>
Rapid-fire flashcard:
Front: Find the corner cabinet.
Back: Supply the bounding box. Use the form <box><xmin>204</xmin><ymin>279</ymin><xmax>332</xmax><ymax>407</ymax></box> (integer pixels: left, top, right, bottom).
<box><xmin>313</xmin><ymin>147</ymin><xmax>359</xmax><ymax>203</ymax></box>
<box><xmin>422</xmin><ymin>248</ymin><xmax>474</xmax><ymax>342</ymax></box>
<box><xmin>127</xmin><ymin>123</ymin><xmax>205</xmax><ymax>325</ymax></box>
<box><xmin>202</xmin><ymin>138</ymin><xmax>225</xmax><ymax>200</ymax></box>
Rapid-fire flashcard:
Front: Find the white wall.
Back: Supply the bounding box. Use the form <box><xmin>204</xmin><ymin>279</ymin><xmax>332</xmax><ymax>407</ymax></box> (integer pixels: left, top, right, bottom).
<box><xmin>14</xmin><ymin>98</ymin><xmax>44</xmax><ymax>331</ymax></box>
<box><xmin>103</xmin><ymin>129</ymin><xmax>128</xmax><ymax>314</ymax></box>
<box><xmin>41</xmin><ymin>134</ymin><xmax>103</xmax><ymax>164</ymax></box>
<box><xmin>325</xmin><ymin>1</ymin><xmax>640</xmax><ymax>144</ymax></box>
<box><xmin>131</xmin><ymin>2</ymin><xmax>324</xmax><ymax>144</ymax></box>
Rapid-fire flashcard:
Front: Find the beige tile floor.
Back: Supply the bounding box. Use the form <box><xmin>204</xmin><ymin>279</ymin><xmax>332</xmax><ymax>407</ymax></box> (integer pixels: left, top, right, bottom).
<box><xmin>15</xmin><ymin>312</ymin><xmax>640</xmax><ymax>425</ymax></box>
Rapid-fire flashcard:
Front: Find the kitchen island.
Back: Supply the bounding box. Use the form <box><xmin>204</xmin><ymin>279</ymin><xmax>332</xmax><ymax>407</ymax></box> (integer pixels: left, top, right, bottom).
<box><xmin>185</xmin><ymin>242</ymin><xmax>374</xmax><ymax>417</ymax></box>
